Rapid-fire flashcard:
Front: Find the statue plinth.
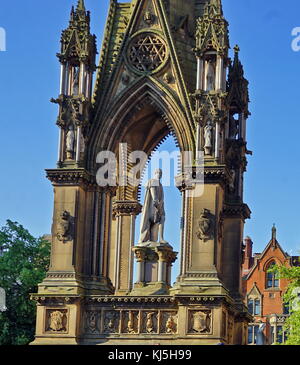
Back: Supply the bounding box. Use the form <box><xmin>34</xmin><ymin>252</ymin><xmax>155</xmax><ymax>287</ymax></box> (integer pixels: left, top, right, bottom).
<box><xmin>131</xmin><ymin>243</ymin><xmax>178</xmax><ymax>296</ymax></box>
<box><xmin>137</xmin><ymin>241</ymin><xmax>172</xmax><ymax>248</ymax></box>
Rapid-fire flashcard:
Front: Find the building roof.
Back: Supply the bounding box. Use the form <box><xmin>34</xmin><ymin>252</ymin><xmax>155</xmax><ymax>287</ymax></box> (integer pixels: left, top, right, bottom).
<box><xmin>243</xmin><ymin>226</ymin><xmax>298</xmax><ymax>281</ymax></box>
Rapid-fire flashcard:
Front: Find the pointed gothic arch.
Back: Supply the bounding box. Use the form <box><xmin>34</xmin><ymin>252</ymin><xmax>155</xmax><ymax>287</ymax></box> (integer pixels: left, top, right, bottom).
<box><xmin>88</xmin><ymin>78</ymin><xmax>195</xmax><ymax>173</ymax></box>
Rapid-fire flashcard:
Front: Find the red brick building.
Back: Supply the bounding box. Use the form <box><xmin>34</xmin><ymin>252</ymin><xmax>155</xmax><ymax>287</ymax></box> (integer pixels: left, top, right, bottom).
<box><xmin>242</xmin><ymin>226</ymin><xmax>299</xmax><ymax>345</ymax></box>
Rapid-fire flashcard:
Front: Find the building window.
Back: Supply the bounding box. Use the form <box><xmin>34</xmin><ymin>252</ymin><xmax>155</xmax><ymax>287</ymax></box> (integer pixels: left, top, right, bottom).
<box><xmin>247</xmin><ymin>298</ymin><xmax>261</xmax><ymax>315</ymax></box>
<box><xmin>271</xmin><ymin>325</ymin><xmax>287</xmax><ymax>344</ymax></box>
<box><xmin>248</xmin><ymin>325</ymin><xmax>259</xmax><ymax>345</ymax></box>
<box><xmin>266</xmin><ymin>261</ymin><xmax>279</xmax><ymax>288</ymax></box>
<box><xmin>248</xmin><ymin>299</ymin><xmax>254</xmax><ymax>314</ymax></box>
<box><xmin>254</xmin><ymin>299</ymin><xmax>261</xmax><ymax>315</ymax></box>
<box><xmin>283</xmin><ymin>303</ymin><xmax>290</xmax><ymax>315</ymax></box>
<box><xmin>277</xmin><ymin>326</ymin><xmax>283</xmax><ymax>344</ymax></box>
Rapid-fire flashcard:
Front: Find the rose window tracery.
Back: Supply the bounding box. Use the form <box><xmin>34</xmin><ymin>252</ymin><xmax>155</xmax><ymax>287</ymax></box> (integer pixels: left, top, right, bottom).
<box><xmin>128</xmin><ymin>34</ymin><xmax>167</xmax><ymax>72</ymax></box>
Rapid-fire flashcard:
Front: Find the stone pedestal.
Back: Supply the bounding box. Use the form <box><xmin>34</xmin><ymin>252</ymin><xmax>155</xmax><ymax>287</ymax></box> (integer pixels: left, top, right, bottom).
<box><xmin>131</xmin><ymin>243</ymin><xmax>177</xmax><ymax>296</ymax></box>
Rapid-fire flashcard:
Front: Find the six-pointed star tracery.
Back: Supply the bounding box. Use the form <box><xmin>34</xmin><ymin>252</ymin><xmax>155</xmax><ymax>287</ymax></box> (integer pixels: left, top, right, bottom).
<box><xmin>128</xmin><ymin>34</ymin><xmax>167</xmax><ymax>72</ymax></box>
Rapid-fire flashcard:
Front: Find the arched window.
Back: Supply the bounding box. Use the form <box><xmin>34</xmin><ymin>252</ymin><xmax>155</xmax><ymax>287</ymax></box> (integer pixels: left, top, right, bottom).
<box><xmin>266</xmin><ymin>261</ymin><xmax>279</xmax><ymax>288</ymax></box>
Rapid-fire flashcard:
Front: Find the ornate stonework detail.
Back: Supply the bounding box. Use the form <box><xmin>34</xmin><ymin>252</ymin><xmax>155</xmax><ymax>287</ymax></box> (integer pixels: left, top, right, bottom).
<box><xmin>140</xmin><ymin>311</ymin><xmax>158</xmax><ymax>334</ymax></box>
<box><xmin>143</xmin><ymin>11</ymin><xmax>154</xmax><ymax>26</ymax></box>
<box><xmin>56</xmin><ymin>210</ymin><xmax>73</xmax><ymax>243</ymax></box>
<box><xmin>161</xmin><ymin>312</ymin><xmax>177</xmax><ymax>334</ymax></box>
<box><xmin>121</xmin><ymin>72</ymin><xmax>130</xmax><ymax>86</ymax></box>
<box><xmin>112</xmin><ymin>201</ymin><xmax>142</xmax><ymax>217</ymax></box>
<box><xmin>163</xmin><ymin>72</ymin><xmax>172</xmax><ymax>84</ymax></box>
<box><xmin>227</xmin><ymin>316</ymin><xmax>234</xmax><ymax>344</ymax></box>
<box><xmin>146</xmin><ymin>312</ymin><xmax>156</xmax><ymax>333</ymax></box>
<box><xmin>188</xmin><ymin>310</ymin><xmax>212</xmax><ymax>334</ymax></box>
<box><xmin>123</xmin><ymin>310</ymin><xmax>139</xmax><ymax>334</ymax></box>
<box><xmin>195</xmin><ymin>0</ymin><xmax>229</xmax><ymax>56</ymax></box>
<box><xmin>46</xmin><ymin>309</ymin><xmax>68</xmax><ymax>333</ymax></box>
<box><xmin>46</xmin><ymin>169</ymin><xmax>97</xmax><ymax>189</ymax></box>
<box><xmin>104</xmin><ymin>311</ymin><xmax>120</xmax><ymax>334</ymax></box>
<box><xmin>51</xmin><ymin>95</ymin><xmax>87</xmax><ymax>127</ymax></box>
<box><xmin>128</xmin><ymin>34</ymin><xmax>167</xmax><ymax>73</ymax></box>
<box><xmin>85</xmin><ymin>311</ymin><xmax>100</xmax><ymax>334</ymax></box>
<box><xmin>222</xmin><ymin>203</ymin><xmax>251</xmax><ymax>220</ymax></box>
<box><xmin>196</xmin><ymin>209</ymin><xmax>214</xmax><ymax>242</ymax></box>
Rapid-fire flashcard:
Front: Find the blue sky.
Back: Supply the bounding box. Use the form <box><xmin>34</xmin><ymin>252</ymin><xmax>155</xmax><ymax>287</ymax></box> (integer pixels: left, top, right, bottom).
<box><xmin>0</xmin><ymin>0</ymin><xmax>300</xmax><ymax>260</ymax></box>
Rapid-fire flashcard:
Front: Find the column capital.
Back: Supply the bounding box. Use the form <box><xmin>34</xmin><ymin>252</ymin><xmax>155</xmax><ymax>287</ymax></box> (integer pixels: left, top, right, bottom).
<box><xmin>112</xmin><ymin>200</ymin><xmax>142</xmax><ymax>217</ymax></box>
<box><xmin>132</xmin><ymin>247</ymin><xmax>148</xmax><ymax>263</ymax></box>
<box><xmin>156</xmin><ymin>247</ymin><xmax>178</xmax><ymax>264</ymax></box>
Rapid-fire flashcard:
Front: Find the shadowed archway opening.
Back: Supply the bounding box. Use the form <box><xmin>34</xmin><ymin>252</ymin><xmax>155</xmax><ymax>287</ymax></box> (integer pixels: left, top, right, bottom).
<box><xmin>133</xmin><ymin>135</ymin><xmax>181</xmax><ymax>286</ymax></box>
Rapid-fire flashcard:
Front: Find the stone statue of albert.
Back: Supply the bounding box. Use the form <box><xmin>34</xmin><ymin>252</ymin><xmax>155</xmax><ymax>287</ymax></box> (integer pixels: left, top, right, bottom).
<box><xmin>138</xmin><ymin>169</ymin><xmax>168</xmax><ymax>246</ymax></box>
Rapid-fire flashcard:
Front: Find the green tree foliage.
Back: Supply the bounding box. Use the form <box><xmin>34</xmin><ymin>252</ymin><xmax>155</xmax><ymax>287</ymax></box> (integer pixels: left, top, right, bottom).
<box><xmin>271</xmin><ymin>263</ymin><xmax>300</xmax><ymax>345</ymax></box>
<box><xmin>0</xmin><ymin>220</ymin><xmax>50</xmax><ymax>345</ymax></box>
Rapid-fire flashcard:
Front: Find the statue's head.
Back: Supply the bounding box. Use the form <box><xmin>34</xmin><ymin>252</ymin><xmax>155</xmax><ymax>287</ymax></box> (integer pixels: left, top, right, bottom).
<box><xmin>154</xmin><ymin>168</ymin><xmax>162</xmax><ymax>180</ymax></box>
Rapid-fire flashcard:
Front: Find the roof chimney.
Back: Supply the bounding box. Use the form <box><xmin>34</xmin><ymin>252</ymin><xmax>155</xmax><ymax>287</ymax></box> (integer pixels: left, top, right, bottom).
<box><xmin>243</xmin><ymin>236</ymin><xmax>253</xmax><ymax>271</ymax></box>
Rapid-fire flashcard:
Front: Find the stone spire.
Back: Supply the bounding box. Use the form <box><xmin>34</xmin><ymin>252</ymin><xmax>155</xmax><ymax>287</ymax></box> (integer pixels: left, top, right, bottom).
<box><xmin>195</xmin><ymin>0</ymin><xmax>229</xmax><ymax>55</ymax></box>
<box><xmin>58</xmin><ymin>0</ymin><xmax>96</xmax><ymax>67</ymax></box>
<box><xmin>76</xmin><ymin>0</ymin><xmax>85</xmax><ymax>11</ymax></box>
<box><xmin>227</xmin><ymin>45</ymin><xmax>250</xmax><ymax>116</ymax></box>
<box><xmin>206</xmin><ymin>0</ymin><xmax>223</xmax><ymax>16</ymax></box>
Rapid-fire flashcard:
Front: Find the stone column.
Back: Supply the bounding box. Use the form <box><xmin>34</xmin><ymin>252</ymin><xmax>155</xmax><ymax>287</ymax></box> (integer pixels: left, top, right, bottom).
<box><xmin>79</xmin><ymin>63</ymin><xmax>85</xmax><ymax>95</ymax></box>
<box><xmin>216</xmin><ymin>56</ymin><xmax>224</xmax><ymax>90</ymax></box>
<box><xmin>222</xmin><ymin>204</ymin><xmax>251</xmax><ymax>300</ymax></box>
<box><xmin>196</xmin><ymin>57</ymin><xmax>204</xmax><ymax>90</ymax></box>
<box><xmin>57</xmin><ymin>127</ymin><xmax>65</xmax><ymax>165</ymax></box>
<box><xmin>60</xmin><ymin>64</ymin><xmax>67</xmax><ymax>94</ymax></box>
<box><xmin>76</xmin><ymin>126</ymin><xmax>81</xmax><ymax>163</ymax></box>
<box><xmin>112</xmin><ymin>201</ymin><xmax>142</xmax><ymax>295</ymax></box>
<box><xmin>37</xmin><ymin>171</ymin><xmax>114</xmax><ymax>296</ymax></box>
<box><xmin>133</xmin><ymin>248</ymin><xmax>147</xmax><ymax>283</ymax></box>
<box><xmin>157</xmin><ymin>255</ymin><xmax>166</xmax><ymax>283</ymax></box>
<box><xmin>215</xmin><ymin>121</ymin><xmax>220</xmax><ymax>159</ymax></box>
<box><xmin>172</xmin><ymin>171</ymin><xmax>226</xmax><ymax>295</ymax></box>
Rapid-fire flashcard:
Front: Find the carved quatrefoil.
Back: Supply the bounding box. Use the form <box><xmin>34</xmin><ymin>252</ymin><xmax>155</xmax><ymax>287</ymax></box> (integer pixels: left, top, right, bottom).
<box><xmin>128</xmin><ymin>34</ymin><xmax>167</xmax><ymax>73</ymax></box>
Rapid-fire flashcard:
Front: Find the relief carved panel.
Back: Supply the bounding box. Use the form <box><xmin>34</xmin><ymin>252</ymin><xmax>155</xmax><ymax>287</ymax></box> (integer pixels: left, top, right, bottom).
<box><xmin>85</xmin><ymin>311</ymin><xmax>101</xmax><ymax>334</ymax></box>
<box><xmin>188</xmin><ymin>310</ymin><xmax>212</xmax><ymax>335</ymax></box>
<box><xmin>103</xmin><ymin>311</ymin><xmax>120</xmax><ymax>334</ymax></box>
<box><xmin>45</xmin><ymin>309</ymin><xmax>68</xmax><ymax>333</ymax></box>
<box><xmin>160</xmin><ymin>311</ymin><xmax>178</xmax><ymax>334</ymax></box>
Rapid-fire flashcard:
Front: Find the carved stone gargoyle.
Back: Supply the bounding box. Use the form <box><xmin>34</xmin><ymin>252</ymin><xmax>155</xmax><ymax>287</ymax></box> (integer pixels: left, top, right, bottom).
<box><xmin>196</xmin><ymin>208</ymin><xmax>214</xmax><ymax>242</ymax></box>
<box><xmin>56</xmin><ymin>210</ymin><xmax>73</xmax><ymax>243</ymax></box>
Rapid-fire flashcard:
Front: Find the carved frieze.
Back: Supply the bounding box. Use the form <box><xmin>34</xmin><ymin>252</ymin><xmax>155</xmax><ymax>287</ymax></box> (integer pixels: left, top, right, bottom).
<box><xmin>85</xmin><ymin>311</ymin><xmax>100</xmax><ymax>334</ymax></box>
<box><xmin>103</xmin><ymin>311</ymin><xmax>120</xmax><ymax>334</ymax></box>
<box><xmin>122</xmin><ymin>310</ymin><xmax>139</xmax><ymax>334</ymax></box>
<box><xmin>139</xmin><ymin>311</ymin><xmax>158</xmax><ymax>334</ymax></box>
<box><xmin>161</xmin><ymin>312</ymin><xmax>178</xmax><ymax>335</ymax></box>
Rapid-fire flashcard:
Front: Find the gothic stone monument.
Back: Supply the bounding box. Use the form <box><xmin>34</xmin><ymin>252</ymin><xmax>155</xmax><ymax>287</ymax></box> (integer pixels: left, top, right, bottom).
<box><xmin>32</xmin><ymin>0</ymin><xmax>252</xmax><ymax>345</ymax></box>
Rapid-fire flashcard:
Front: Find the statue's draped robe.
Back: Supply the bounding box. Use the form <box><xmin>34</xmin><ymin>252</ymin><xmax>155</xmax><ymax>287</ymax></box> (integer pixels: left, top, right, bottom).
<box><xmin>139</xmin><ymin>179</ymin><xmax>165</xmax><ymax>243</ymax></box>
